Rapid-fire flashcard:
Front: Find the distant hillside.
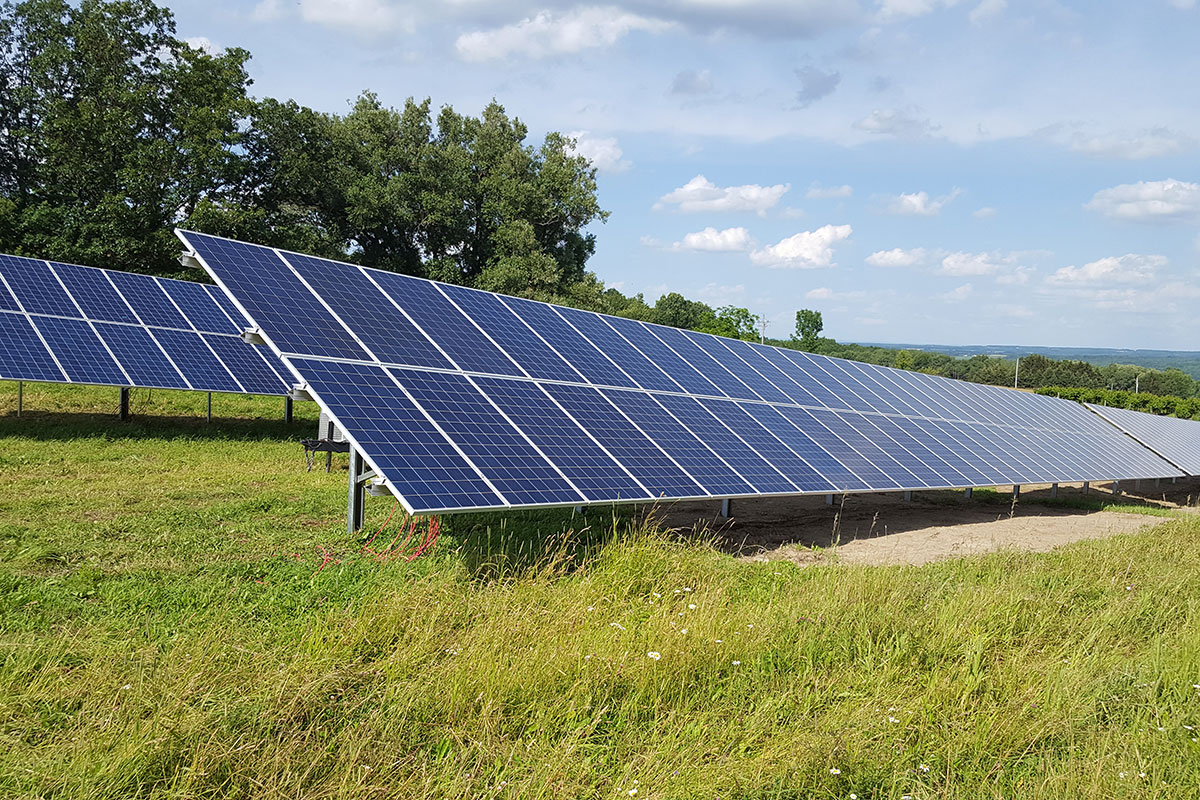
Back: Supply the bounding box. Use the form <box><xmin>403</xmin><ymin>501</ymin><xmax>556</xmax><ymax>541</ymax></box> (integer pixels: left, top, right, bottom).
<box><xmin>858</xmin><ymin>342</ymin><xmax>1200</xmax><ymax>380</ymax></box>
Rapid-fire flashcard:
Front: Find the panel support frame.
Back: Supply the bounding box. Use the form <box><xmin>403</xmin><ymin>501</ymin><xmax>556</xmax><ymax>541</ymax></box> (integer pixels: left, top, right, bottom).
<box><xmin>348</xmin><ymin>448</ymin><xmax>366</xmax><ymax>535</ymax></box>
<box><xmin>119</xmin><ymin>387</ymin><xmax>130</xmax><ymax>421</ymax></box>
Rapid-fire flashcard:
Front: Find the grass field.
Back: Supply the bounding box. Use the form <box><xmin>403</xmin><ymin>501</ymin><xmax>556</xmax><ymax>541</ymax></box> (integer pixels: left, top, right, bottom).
<box><xmin>1</xmin><ymin>383</ymin><xmax>1199</xmax><ymax>799</ymax></box>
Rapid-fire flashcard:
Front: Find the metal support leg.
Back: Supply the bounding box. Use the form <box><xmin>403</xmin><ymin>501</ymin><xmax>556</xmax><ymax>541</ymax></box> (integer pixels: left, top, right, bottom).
<box><xmin>206</xmin><ymin>392</ymin><xmax>212</xmax><ymax>423</ymax></box>
<box><xmin>1135</xmin><ymin>479</ymin><xmax>1141</xmax><ymax>490</ymax></box>
<box><xmin>720</xmin><ymin>498</ymin><xmax>731</xmax><ymax>518</ymax></box>
<box><xmin>1113</xmin><ymin>480</ymin><xmax>1121</xmax><ymax>496</ymax></box>
<box><xmin>1082</xmin><ymin>481</ymin><xmax>1089</xmax><ymax>495</ymax></box>
<box><xmin>325</xmin><ymin>420</ymin><xmax>334</xmax><ymax>473</ymax></box>
<box><xmin>965</xmin><ymin>487</ymin><xmax>973</xmax><ymax>500</ymax></box>
<box><xmin>119</xmin><ymin>387</ymin><xmax>131</xmax><ymax>421</ymax></box>
<box><xmin>1051</xmin><ymin>483</ymin><xmax>1058</xmax><ymax>498</ymax></box>
<box><xmin>903</xmin><ymin>490</ymin><xmax>912</xmax><ymax>502</ymax></box>
<box><xmin>1155</xmin><ymin>478</ymin><xmax>1161</xmax><ymax>488</ymax></box>
<box><xmin>825</xmin><ymin>494</ymin><xmax>834</xmax><ymax>505</ymax></box>
<box><xmin>1012</xmin><ymin>484</ymin><xmax>1021</xmax><ymax>499</ymax></box>
<box><xmin>348</xmin><ymin>449</ymin><xmax>366</xmax><ymax>535</ymax></box>
<box><xmin>16</xmin><ymin>381</ymin><xmax>21</xmax><ymax>417</ymax></box>
<box><xmin>285</xmin><ymin>396</ymin><xmax>294</xmax><ymax>424</ymax></box>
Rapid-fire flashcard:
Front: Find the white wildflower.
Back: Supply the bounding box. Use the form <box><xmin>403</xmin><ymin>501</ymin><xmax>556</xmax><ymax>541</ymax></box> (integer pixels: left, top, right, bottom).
<box><xmin>647</xmin><ymin>652</ymin><xmax>661</xmax><ymax>660</ymax></box>
<box><xmin>829</xmin><ymin>767</ymin><xmax>841</xmax><ymax>775</ymax></box>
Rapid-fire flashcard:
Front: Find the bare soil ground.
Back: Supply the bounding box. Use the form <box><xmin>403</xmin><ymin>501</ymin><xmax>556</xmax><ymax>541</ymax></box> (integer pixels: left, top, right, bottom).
<box><xmin>647</xmin><ymin>477</ymin><xmax>1200</xmax><ymax>567</ymax></box>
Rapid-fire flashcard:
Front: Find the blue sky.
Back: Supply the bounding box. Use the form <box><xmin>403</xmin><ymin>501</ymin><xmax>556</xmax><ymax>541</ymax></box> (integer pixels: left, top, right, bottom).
<box><xmin>171</xmin><ymin>0</ymin><xmax>1200</xmax><ymax>350</ymax></box>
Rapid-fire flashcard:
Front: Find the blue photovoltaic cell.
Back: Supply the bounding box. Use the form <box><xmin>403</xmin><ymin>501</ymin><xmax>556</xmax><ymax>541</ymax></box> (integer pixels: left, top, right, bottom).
<box><xmin>50</xmin><ymin>262</ymin><xmax>138</xmax><ymax>324</ymax></box>
<box><xmin>1</xmin><ymin>255</ymin><xmax>79</xmax><ymax>317</ymax></box>
<box><xmin>876</xmin><ymin>415</ymin><xmax>982</xmax><ymax>486</ymax></box>
<box><xmin>291</xmin><ymin>358</ymin><xmax>504</xmax><ymax>512</ymax></box>
<box><xmin>758</xmin><ymin>347</ymin><xmax>853</xmax><ymax>411</ymax></box>
<box><xmin>93</xmin><ymin>323</ymin><xmax>190</xmax><ymax>389</ymax></box>
<box><xmin>501</xmin><ymin>296</ymin><xmax>637</xmax><ymax>388</ymax></box>
<box><xmin>0</xmin><ymin>311</ymin><xmax>65</xmax><ymax>381</ymax></box>
<box><xmin>282</xmin><ymin>253</ymin><xmax>453</xmax><ymax>370</ymax></box>
<box><xmin>731</xmin><ymin>342</ymin><xmax>824</xmax><ymax>407</ymax></box>
<box><xmin>699</xmin><ymin>398</ymin><xmax>836</xmax><ymax>492</ymax></box>
<box><xmin>602</xmin><ymin>388</ymin><xmax>753</xmax><ymax>495</ymax></box>
<box><xmin>439</xmin><ymin>284</ymin><xmax>584</xmax><ymax>382</ymax></box>
<box><xmin>203</xmin><ymin>335</ymin><xmax>289</xmax><ymax>395</ymax></box>
<box><xmin>185</xmin><ymin>233</ymin><xmax>369</xmax><ymax>360</ymax></box>
<box><xmin>388</xmin><ymin>368</ymin><xmax>583</xmax><ymax>506</ymax></box>
<box><xmin>151</xmin><ymin>328</ymin><xmax>243</xmax><ymax>393</ymax></box>
<box><xmin>792</xmin><ymin>354</ymin><xmax>878</xmax><ymax>414</ymax></box>
<box><xmin>107</xmin><ymin>272</ymin><xmax>190</xmax><ymax>329</ymax></box>
<box><xmin>472</xmin><ymin>375</ymin><xmax>649</xmax><ymax>502</ymax></box>
<box><xmin>541</xmin><ymin>382</ymin><xmax>705</xmax><ymax>498</ymax></box>
<box><xmin>795</xmin><ymin>408</ymin><xmax>914</xmax><ymax>488</ymax></box>
<box><xmin>683</xmin><ymin>332</ymin><xmax>794</xmax><ymax>404</ymax></box>
<box><xmin>205</xmin><ymin>285</ymin><xmax>245</xmax><ymax>329</ymax></box>
<box><xmin>31</xmin><ymin>316</ymin><xmax>128</xmax><ymax>385</ymax></box>
<box><xmin>369</xmin><ymin>272</ymin><xmax>522</xmax><ymax>377</ymax></box>
<box><xmin>0</xmin><ymin>260</ymin><xmax>20</xmax><ymax>311</ymax></box>
<box><xmin>160</xmin><ymin>279</ymin><xmax>240</xmax><ymax>334</ymax></box>
<box><xmin>654</xmin><ymin>393</ymin><xmax>798</xmax><ymax>494</ymax></box>
<box><xmin>604</xmin><ymin>317</ymin><xmax>726</xmax><ymax>397</ymax></box>
<box><xmin>646</xmin><ymin>324</ymin><xmax>760</xmax><ymax>400</ymax></box>
<box><xmin>555</xmin><ymin>307</ymin><xmax>683</xmax><ymax>393</ymax></box>
<box><xmin>837</xmin><ymin>412</ymin><xmax>941</xmax><ymax>487</ymax></box>
<box><xmin>741</xmin><ymin>404</ymin><xmax>873</xmax><ymax>492</ymax></box>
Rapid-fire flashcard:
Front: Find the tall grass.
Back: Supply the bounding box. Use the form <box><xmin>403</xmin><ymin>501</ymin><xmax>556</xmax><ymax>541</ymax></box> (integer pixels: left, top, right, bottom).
<box><xmin>1</xmin><ymin>383</ymin><xmax>1198</xmax><ymax>798</ymax></box>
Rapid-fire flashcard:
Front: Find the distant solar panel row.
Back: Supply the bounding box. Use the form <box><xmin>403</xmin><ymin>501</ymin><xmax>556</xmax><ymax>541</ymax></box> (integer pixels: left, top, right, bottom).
<box><xmin>178</xmin><ymin>230</ymin><xmax>1182</xmax><ymax>514</ymax></box>
<box><xmin>1087</xmin><ymin>403</ymin><xmax>1200</xmax><ymax>476</ymax></box>
<box><xmin>0</xmin><ymin>254</ymin><xmax>290</xmax><ymax>395</ymax></box>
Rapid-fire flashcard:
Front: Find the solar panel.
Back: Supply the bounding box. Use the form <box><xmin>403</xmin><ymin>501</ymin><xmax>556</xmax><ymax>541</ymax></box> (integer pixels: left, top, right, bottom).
<box><xmin>1086</xmin><ymin>404</ymin><xmax>1200</xmax><ymax>475</ymax></box>
<box><xmin>0</xmin><ymin>252</ymin><xmax>290</xmax><ymax>396</ymax></box>
<box><xmin>177</xmin><ymin>229</ymin><xmax>1185</xmax><ymax>514</ymax></box>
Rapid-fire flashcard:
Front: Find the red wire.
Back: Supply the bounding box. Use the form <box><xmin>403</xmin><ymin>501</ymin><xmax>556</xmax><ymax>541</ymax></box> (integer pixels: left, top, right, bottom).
<box><xmin>361</xmin><ymin>499</ymin><xmax>399</xmax><ymax>556</ymax></box>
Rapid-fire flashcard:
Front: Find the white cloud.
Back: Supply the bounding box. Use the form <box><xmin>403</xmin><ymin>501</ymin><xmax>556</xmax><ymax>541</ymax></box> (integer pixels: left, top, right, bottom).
<box><xmin>565</xmin><ymin>131</ymin><xmax>631</xmax><ymax>173</ymax></box>
<box><xmin>854</xmin><ymin>108</ymin><xmax>939</xmax><ymax>139</ymax></box>
<box><xmin>670</xmin><ymin>69</ymin><xmax>713</xmax><ymax>95</ymax></box>
<box><xmin>656</xmin><ymin>175</ymin><xmax>789</xmax><ymax>215</ymax></box>
<box><xmin>940</xmin><ymin>251</ymin><xmax>1000</xmax><ymax>276</ymax></box>
<box><xmin>1046</xmin><ymin>254</ymin><xmax>1168</xmax><ymax>285</ymax></box>
<box><xmin>806</xmin><ymin>184</ymin><xmax>853</xmax><ymax>199</ymax></box>
<box><xmin>671</xmin><ymin>226</ymin><xmax>752</xmax><ymax>252</ymax></box>
<box><xmin>969</xmin><ymin>0</ymin><xmax>1006</xmax><ymax>25</ymax></box>
<box><xmin>749</xmin><ymin>224</ymin><xmax>852</xmax><ymax>269</ymax></box>
<box><xmin>1068</xmin><ymin>128</ymin><xmax>1193</xmax><ymax>160</ymax></box>
<box><xmin>293</xmin><ymin>0</ymin><xmax>411</xmax><ymax>34</ymax></box>
<box><xmin>995</xmin><ymin>266</ymin><xmax>1035</xmax><ymax>285</ymax></box>
<box><xmin>875</xmin><ymin>0</ymin><xmax>961</xmax><ymax>22</ymax></box>
<box><xmin>883</xmin><ymin>189</ymin><xmax>960</xmax><ymax>216</ymax></box>
<box><xmin>973</xmin><ymin>206</ymin><xmax>997</xmax><ymax>218</ymax></box>
<box><xmin>806</xmin><ymin>287</ymin><xmax>834</xmax><ymax>300</ymax></box>
<box><xmin>1085</xmin><ymin>179</ymin><xmax>1200</xmax><ymax>222</ymax></box>
<box><xmin>866</xmin><ymin>247</ymin><xmax>927</xmax><ymax>267</ymax></box>
<box><xmin>940</xmin><ymin>283</ymin><xmax>973</xmax><ymax>302</ymax></box>
<box><xmin>183</xmin><ymin>36</ymin><xmax>221</xmax><ymax>53</ymax></box>
<box><xmin>694</xmin><ymin>282</ymin><xmax>747</xmax><ymax>301</ymax></box>
<box><xmin>456</xmin><ymin>7</ymin><xmax>669</xmax><ymax>61</ymax></box>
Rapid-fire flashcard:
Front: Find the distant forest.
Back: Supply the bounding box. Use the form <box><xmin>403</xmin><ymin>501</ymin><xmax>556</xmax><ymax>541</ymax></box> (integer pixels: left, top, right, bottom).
<box><xmin>1</xmin><ymin>0</ymin><xmax>1190</xmax><ymax>407</ymax></box>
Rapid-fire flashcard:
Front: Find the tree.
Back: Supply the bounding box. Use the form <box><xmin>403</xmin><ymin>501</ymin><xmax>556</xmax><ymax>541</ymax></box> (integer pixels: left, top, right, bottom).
<box><xmin>700</xmin><ymin>305</ymin><xmax>760</xmax><ymax>340</ymax></box>
<box><xmin>0</xmin><ymin>0</ymin><xmax>254</xmax><ymax>276</ymax></box>
<box><xmin>791</xmin><ymin>309</ymin><xmax>823</xmax><ymax>351</ymax></box>
<box><xmin>651</xmin><ymin>292</ymin><xmax>714</xmax><ymax>330</ymax></box>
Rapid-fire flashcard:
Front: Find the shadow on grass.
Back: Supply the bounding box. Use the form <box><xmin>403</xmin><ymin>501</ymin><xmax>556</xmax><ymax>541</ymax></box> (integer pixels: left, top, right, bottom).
<box><xmin>0</xmin><ymin>408</ymin><xmax>310</xmax><ymax>443</ymax></box>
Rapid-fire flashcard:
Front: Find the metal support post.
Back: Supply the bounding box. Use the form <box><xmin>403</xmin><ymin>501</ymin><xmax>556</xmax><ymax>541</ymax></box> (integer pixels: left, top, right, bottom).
<box><xmin>1082</xmin><ymin>481</ymin><xmax>1089</xmax><ymax>495</ymax></box>
<box><xmin>347</xmin><ymin>449</ymin><xmax>366</xmax><ymax>535</ymax></box>
<box><xmin>964</xmin><ymin>487</ymin><xmax>973</xmax><ymax>500</ymax></box>
<box><xmin>825</xmin><ymin>494</ymin><xmax>834</xmax><ymax>505</ymax></box>
<box><xmin>720</xmin><ymin>498</ymin><xmax>731</xmax><ymax>518</ymax></box>
<box><xmin>325</xmin><ymin>420</ymin><xmax>335</xmax><ymax>473</ymax></box>
<box><xmin>573</xmin><ymin>505</ymin><xmax>583</xmax><ymax>514</ymax></box>
<box><xmin>1050</xmin><ymin>483</ymin><xmax>1058</xmax><ymax>498</ymax></box>
<box><xmin>903</xmin><ymin>490</ymin><xmax>912</xmax><ymax>502</ymax></box>
<box><xmin>1112</xmin><ymin>480</ymin><xmax>1121</xmax><ymax>496</ymax></box>
<box><xmin>16</xmin><ymin>381</ymin><xmax>21</xmax><ymax>417</ymax></box>
<box><xmin>1172</xmin><ymin>476</ymin><xmax>1177</xmax><ymax>484</ymax></box>
<box><xmin>119</xmin><ymin>387</ymin><xmax>131</xmax><ymax>421</ymax></box>
<box><xmin>1134</xmin><ymin>479</ymin><xmax>1141</xmax><ymax>490</ymax></box>
<box><xmin>206</xmin><ymin>392</ymin><xmax>212</xmax><ymax>423</ymax></box>
<box><xmin>1012</xmin><ymin>484</ymin><xmax>1021</xmax><ymax>499</ymax></box>
<box><xmin>1155</xmin><ymin>478</ymin><xmax>1161</xmax><ymax>488</ymax></box>
<box><xmin>285</xmin><ymin>396</ymin><xmax>294</xmax><ymax>424</ymax></box>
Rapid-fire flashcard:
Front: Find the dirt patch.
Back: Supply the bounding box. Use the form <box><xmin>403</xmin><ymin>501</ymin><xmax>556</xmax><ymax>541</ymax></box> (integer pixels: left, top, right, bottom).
<box><xmin>646</xmin><ymin>477</ymin><xmax>1200</xmax><ymax>567</ymax></box>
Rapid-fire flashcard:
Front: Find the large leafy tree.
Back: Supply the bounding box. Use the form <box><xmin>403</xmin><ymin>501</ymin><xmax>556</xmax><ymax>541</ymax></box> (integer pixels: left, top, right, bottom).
<box><xmin>0</xmin><ymin>0</ymin><xmax>253</xmax><ymax>275</ymax></box>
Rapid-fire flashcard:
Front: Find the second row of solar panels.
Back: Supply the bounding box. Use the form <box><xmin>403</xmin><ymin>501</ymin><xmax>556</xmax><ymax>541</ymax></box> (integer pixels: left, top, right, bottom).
<box><xmin>293</xmin><ymin>359</ymin><xmax>1175</xmax><ymax>514</ymax></box>
<box><xmin>0</xmin><ymin>253</ymin><xmax>289</xmax><ymax>395</ymax></box>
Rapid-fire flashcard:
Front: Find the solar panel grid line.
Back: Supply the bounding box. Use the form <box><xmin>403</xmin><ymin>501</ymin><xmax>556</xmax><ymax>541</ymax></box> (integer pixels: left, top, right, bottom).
<box><xmin>714</xmin><ymin>336</ymin><xmax>829</xmax><ymax>408</ymax></box>
<box><xmin>602</xmin><ymin>388</ymin><xmax>758</xmax><ymax>495</ymax></box>
<box><xmin>544</xmin><ymin>304</ymin><xmax>666</xmax><ymax>389</ymax></box>
<box><xmin>697</xmin><ymin>398</ymin><xmax>838</xmax><ymax>492</ymax></box>
<box><xmin>771</xmin><ymin>348</ymin><xmax>859</xmax><ymax>412</ymax></box>
<box><xmin>807</xmin><ymin>355</ymin><xmax>894</xmax><ymax>415</ymax></box>
<box><xmin>875</xmin><ymin>365</ymin><xmax>962</xmax><ymax>423</ymax></box>
<box><xmin>153</xmin><ymin>276</ymin><xmax>249</xmax><ymax>393</ymax></box>
<box><xmin>603</xmin><ymin>316</ymin><xmax>729</xmax><ymax>397</ymax></box>
<box><xmin>816</xmin><ymin>408</ymin><xmax>929</xmax><ymax>488</ymax></box>
<box><xmin>0</xmin><ymin>270</ymin><xmax>71</xmax><ymax>382</ymax></box>
<box><xmin>737</xmin><ymin>403</ymin><xmax>873</xmax><ymax>492</ymax></box>
<box><xmin>1085</xmin><ymin>404</ymin><xmax>1198</xmax><ymax>476</ymax></box>
<box><xmin>429</xmin><ymin>283</ymin><xmax>546</xmax><ymax>382</ymax></box>
<box><xmin>97</xmin><ymin>268</ymin><xmax>202</xmax><ymax>390</ymax></box>
<box><xmin>779</xmin><ymin>406</ymin><xmax>906</xmax><ymax>489</ymax></box>
<box><xmin>842</xmin><ymin>360</ymin><xmax>923</xmax><ymax>418</ymax></box>
<box><xmin>642</xmin><ymin>323</ymin><xmax>765</xmax><ymax>401</ymax></box>
<box><xmin>652</xmin><ymin>393</ymin><xmax>803</xmax><ymax>495</ymax></box>
<box><xmin>914</xmin><ymin>418</ymin><xmax>1006</xmax><ymax>484</ymax></box>
<box><xmin>734</xmin><ymin>342</ymin><xmax>823</xmax><ymax>407</ymax></box>
<box><xmin>553</xmin><ymin>306</ymin><xmax>688</xmax><ymax>394</ymax></box>
<box><xmin>843</xmin><ymin>411</ymin><xmax>952</xmax><ymax>487</ymax></box>
<box><xmin>685</xmin><ymin>332</ymin><xmax>793</xmax><ymax>405</ymax></box>
<box><xmin>872</xmin><ymin>415</ymin><xmax>977</xmax><ymax>486</ymax></box>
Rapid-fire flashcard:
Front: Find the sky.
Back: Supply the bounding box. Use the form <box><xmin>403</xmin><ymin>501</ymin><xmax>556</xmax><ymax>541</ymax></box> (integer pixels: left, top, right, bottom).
<box><xmin>169</xmin><ymin>0</ymin><xmax>1200</xmax><ymax>350</ymax></box>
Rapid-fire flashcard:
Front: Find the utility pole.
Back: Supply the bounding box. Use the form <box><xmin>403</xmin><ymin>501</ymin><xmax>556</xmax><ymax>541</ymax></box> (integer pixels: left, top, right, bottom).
<box><xmin>1014</xmin><ymin>358</ymin><xmax>1020</xmax><ymax>389</ymax></box>
<box><xmin>1135</xmin><ymin>374</ymin><xmax>1140</xmax><ymax>393</ymax></box>
<box><xmin>760</xmin><ymin>317</ymin><xmax>766</xmax><ymax>345</ymax></box>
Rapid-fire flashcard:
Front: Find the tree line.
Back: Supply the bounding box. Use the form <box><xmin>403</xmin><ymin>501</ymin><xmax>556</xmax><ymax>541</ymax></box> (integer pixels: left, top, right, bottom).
<box><xmin>1</xmin><ymin>0</ymin><xmax>1186</xmax><ymax>404</ymax></box>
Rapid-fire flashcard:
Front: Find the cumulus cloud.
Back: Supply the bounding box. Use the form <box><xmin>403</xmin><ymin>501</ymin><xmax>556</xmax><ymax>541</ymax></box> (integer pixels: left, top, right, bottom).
<box><xmin>806</xmin><ymin>184</ymin><xmax>853</xmax><ymax>199</ymax></box>
<box><xmin>456</xmin><ymin>7</ymin><xmax>669</xmax><ymax>61</ymax></box>
<box><xmin>854</xmin><ymin>107</ymin><xmax>939</xmax><ymax>139</ymax></box>
<box><xmin>1068</xmin><ymin>128</ymin><xmax>1193</xmax><ymax>160</ymax></box>
<box><xmin>940</xmin><ymin>251</ymin><xmax>1001</xmax><ymax>276</ymax></box>
<box><xmin>1046</xmin><ymin>254</ymin><xmax>1168</xmax><ymax>285</ymax></box>
<box><xmin>1084</xmin><ymin>179</ymin><xmax>1200</xmax><ymax>222</ymax></box>
<box><xmin>749</xmin><ymin>224</ymin><xmax>852</xmax><ymax>269</ymax></box>
<box><xmin>268</xmin><ymin>0</ymin><xmax>411</xmax><ymax>34</ymax></box>
<box><xmin>866</xmin><ymin>247</ymin><xmax>927</xmax><ymax>267</ymax></box>
<box><xmin>670</xmin><ymin>226</ymin><xmax>753</xmax><ymax>252</ymax></box>
<box><xmin>973</xmin><ymin>206</ymin><xmax>997</xmax><ymax>218</ymax></box>
<box><xmin>969</xmin><ymin>0</ymin><xmax>1006</xmax><ymax>25</ymax></box>
<box><xmin>794</xmin><ymin>66</ymin><xmax>841</xmax><ymax>108</ymax></box>
<box><xmin>670</xmin><ymin>69</ymin><xmax>713</xmax><ymax>95</ymax></box>
<box><xmin>883</xmin><ymin>189</ymin><xmax>960</xmax><ymax>216</ymax></box>
<box><xmin>939</xmin><ymin>283</ymin><xmax>973</xmax><ymax>302</ymax></box>
<box><xmin>806</xmin><ymin>287</ymin><xmax>834</xmax><ymax>300</ymax></box>
<box><xmin>565</xmin><ymin>131</ymin><xmax>631</xmax><ymax>173</ymax></box>
<box><xmin>656</xmin><ymin>174</ymin><xmax>789</xmax><ymax>215</ymax></box>
<box><xmin>875</xmin><ymin>0</ymin><xmax>960</xmax><ymax>22</ymax></box>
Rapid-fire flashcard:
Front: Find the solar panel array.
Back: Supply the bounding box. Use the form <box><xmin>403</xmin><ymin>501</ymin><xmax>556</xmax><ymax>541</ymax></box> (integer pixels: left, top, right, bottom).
<box><xmin>0</xmin><ymin>253</ymin><xmax>290</xmax><ymax>395</ymax></box>
<box><xmin>178</xmin><ymin>230</ymin><xmax>1183</xmax><ymax>515</ymax></box>
<box><xmin>1087</xmin><ymin>403</ymin><xmax>1200</xmax><ymax>476</ymax></box>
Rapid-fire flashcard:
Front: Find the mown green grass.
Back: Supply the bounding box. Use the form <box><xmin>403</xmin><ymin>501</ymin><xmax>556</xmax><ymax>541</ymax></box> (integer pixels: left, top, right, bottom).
<box><xmin>1</xmin><ymin>382</ymin><xmax>1199</xmax><ymax>799</ymax></box>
